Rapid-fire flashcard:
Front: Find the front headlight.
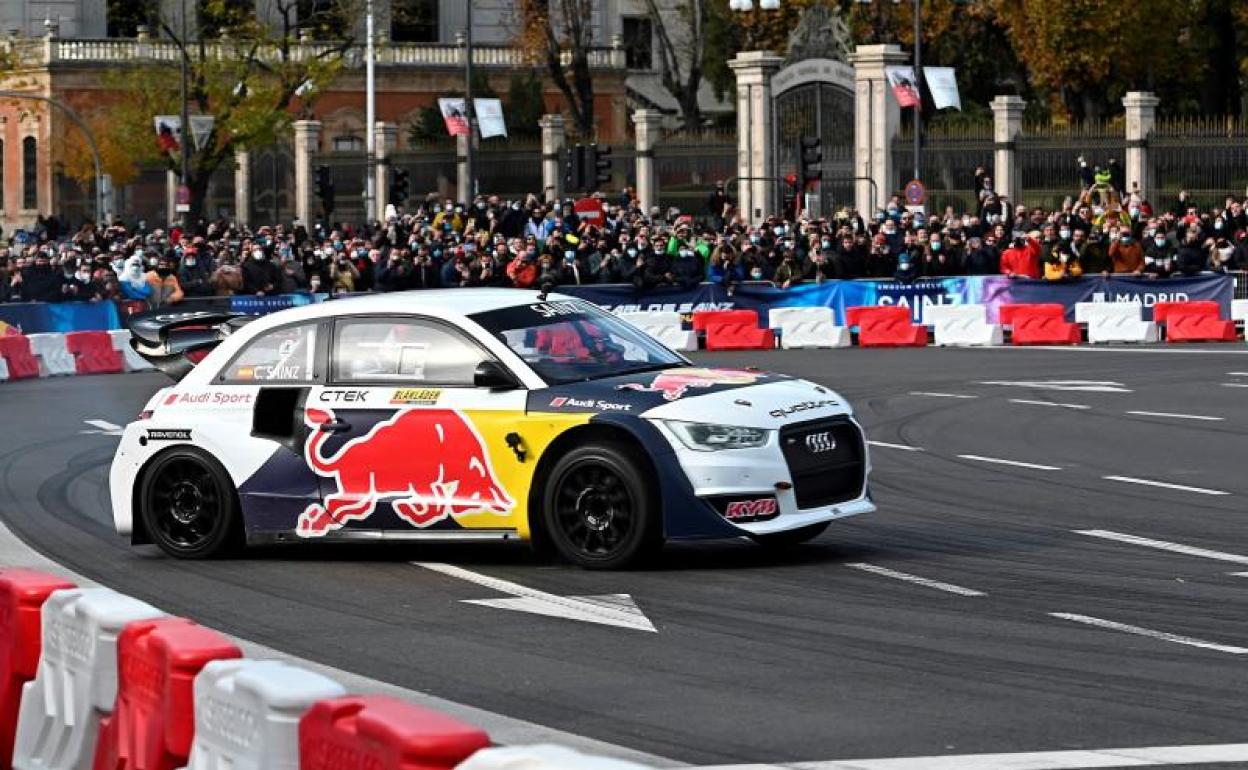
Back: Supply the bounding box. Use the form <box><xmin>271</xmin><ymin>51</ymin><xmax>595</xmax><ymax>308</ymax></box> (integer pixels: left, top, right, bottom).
<box><xmin>661</xmin><ymin>421</ymin><xmax>772</xmax><ymax>451</ymax></box>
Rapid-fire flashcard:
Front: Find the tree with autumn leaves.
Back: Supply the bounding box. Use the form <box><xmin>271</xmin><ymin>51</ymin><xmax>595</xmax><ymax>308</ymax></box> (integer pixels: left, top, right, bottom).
<box><xmin>57</xmin><ymin>0</ymin><xmax>358</xmax><ymax>224</ymax></box>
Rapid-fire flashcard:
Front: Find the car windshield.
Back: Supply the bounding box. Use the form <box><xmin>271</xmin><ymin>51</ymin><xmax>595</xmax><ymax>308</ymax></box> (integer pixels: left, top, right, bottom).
<box><xmin>470</xmin><ymin>299</ymin><xmax>686</xmax><ymax>385</ymax></box>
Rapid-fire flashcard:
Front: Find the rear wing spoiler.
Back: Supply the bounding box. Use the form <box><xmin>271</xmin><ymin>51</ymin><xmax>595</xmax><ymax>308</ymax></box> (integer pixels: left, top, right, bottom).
<box><xmin>126</xmin><ymin>309</ymin><xmax>252</xmax><ymax>381</ymax></box>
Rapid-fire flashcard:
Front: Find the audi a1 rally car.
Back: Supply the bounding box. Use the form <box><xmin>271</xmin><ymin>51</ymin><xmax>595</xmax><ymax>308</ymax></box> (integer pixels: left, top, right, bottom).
<box><xmin>111</xmin><ymin>289</ymin><xmax>873</xmax><ymax>568</ymax></box>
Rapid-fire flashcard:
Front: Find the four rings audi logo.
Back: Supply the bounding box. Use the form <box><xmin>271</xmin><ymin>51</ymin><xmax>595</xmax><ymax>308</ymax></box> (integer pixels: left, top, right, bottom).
<box><xmin>805</xmin><ymin>432</ymin><xmax>836</xmax><ymax>453</ymax></box>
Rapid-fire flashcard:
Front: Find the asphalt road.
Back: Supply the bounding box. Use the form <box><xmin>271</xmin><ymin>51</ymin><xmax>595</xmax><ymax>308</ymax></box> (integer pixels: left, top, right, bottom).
<box><xmin>3</xmin><ymin>346</ymin><xmax>1248</xmax><ymax>766</ymax></box>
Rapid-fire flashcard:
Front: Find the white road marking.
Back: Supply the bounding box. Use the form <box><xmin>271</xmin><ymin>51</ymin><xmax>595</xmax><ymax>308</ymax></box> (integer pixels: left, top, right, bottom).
<box><xmin>693</xmin><ymin>742</ymin><xmax>1248</xmax><ymax>769</ymax></box>
<box><xmin>413</xmin><ymin>562</ymin><xmax>657</xmax><ymax>632</ymax></box>
<box><xmin>1221</xmin><ymin>383</ymin><xmax>1248</xmax><ymax>388</ymax></box>
<box><xmin>908</xmin><ymin>391</ymin><xmax>979</xmax><ymax>399</ymax></box>
<box><xmin>1008</xmin><ymin>398</ymin><xmax>1092</xmax><ymax>410</ymax></box>
<box><xmin>1102</xmin><ymin>475</ymin><xmax>1230</xmax><ymax>496</ymax></box>
<box><xmin>80</xmin><ymin>419</ymin><xmax>123</xmax><ymax>436</ymax></box>
<box><xmin>957</xmin><ymin>454</ymin><xmax>1062</xmax><ymax>471</ymax></box>
<box><xmin>845</xmin><ymin>563</ymin><xmax>985</xmax><ymax>597</ymax></box>
<box><xmin>1125</xmin><ymin>410</ymin><xmax>1224</xmax><ymax>422</ymax></box>
<box><xmin>1050</xmin><ymin>612</ymin><xmax>1248</xmax><ymax>655</ymax></box>
<box><xmin>981</xmin><ymin>380</ymin><xmax>1132</xmax><ymax>392</ymax></box>
<box><xmin>1075</xmin><ymin>529</ymin><xmax>1248</xmax><ymax>566</ymax></box>
<box><xmin>866</xmin><ymin>440</ymin><xmax>925</xmax><ymax>452</ymax></box>
<box><xmin>1226</xmin><ymin>372</ymin><xmax>1248</xmax><ymax>376</ymax></box>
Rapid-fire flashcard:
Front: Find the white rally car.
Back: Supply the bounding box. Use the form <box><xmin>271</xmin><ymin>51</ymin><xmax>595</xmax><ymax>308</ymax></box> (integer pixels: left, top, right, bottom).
<box><xmin>111</xmin><ymin>289</ymin><xmax>873</xmax><ymax>568</ymax></box>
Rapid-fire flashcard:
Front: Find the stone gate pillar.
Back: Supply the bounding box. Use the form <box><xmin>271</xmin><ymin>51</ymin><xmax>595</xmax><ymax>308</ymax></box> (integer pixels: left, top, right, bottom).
<box><xmin>233</xmin><ymin>147</ymin><xmax>250</xmax><ymax>228</ymax></box>
<box><xmin>991</xmin><ymin>95</ymin><xmax>1025</xmax><ymax>206</ymax></box>
<box><xmin>1123</xmin><ymin>91</ymin><xmax>1159</xmax><ymax>202</ymax></box>
<box><xmin>374</xmin><ymin>121</ymin><xmax>397</xmax><ymax>216</ymax></box>
<box><xmin>632</xmin><ymin>109</ymin><xmax>663</xmax><ymax>214</ymax></box>
<box><xmin>292</xmin><ymin>119</ymin><xmax>321</xmax><ymax>227</ymax></box>
<box><xmin>539</xmin><ymin>114</ymin><xmax>566</xmax><ymax>202</ymax></box>
<box><xmin>848</xmin><ymin>44</ymin><xmax>906</xmax><ymax>214</ymax></box>
<box><xmin>728</xmin><ymin>51</ymin><xmax>784</xmax><ymax>225</ymax></box>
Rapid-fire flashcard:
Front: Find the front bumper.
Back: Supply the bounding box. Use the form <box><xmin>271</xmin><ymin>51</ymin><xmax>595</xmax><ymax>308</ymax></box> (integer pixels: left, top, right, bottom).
<box><xmin>650</xmin><ymin>415</ymin><xmax>874</xmax><ymax>535</ymax></box>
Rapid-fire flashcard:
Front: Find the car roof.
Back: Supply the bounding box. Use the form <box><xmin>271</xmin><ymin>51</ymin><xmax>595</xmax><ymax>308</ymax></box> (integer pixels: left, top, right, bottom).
<box><xmin>239</xmin><ymin>288</ymin><xmax>578</xmax><ymax>333</ymax></box>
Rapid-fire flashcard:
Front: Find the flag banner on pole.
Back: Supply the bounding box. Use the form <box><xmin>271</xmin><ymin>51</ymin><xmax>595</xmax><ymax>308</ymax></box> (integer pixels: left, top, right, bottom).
<box><xmin>474</xmin><ymin>98</ymin><xmax>507</xmax><ymax>138</ymax></box>
<box><xmin>438</xmin><ymin>98</ymin><xmax>470</xmax><ymax>136</ymax></box>
<box><xmin>923</xmin><ymin>67</ymin><xmax>962</xmax><ymax>110</ymax></box>
<box><xmin>885</xmin><ymin>66</ymin><xmax>921</xmax><ymax>109</ymax></box>
<box><xmin>189</xmin><ymin>115</ymin><xmax>215</xmax><ymax>151</ymax></box>
<box><xmin>153</xmin><ymin>116</ymin><xmax>182</xmax><ymax>154</ymax></box>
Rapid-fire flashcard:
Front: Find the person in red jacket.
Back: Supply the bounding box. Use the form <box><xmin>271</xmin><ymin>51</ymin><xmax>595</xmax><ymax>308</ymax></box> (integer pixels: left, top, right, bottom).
<box><xmin>1000</xmin><ymin>233</ymin><xmax>1042</xmax><ymax>278</ymax></box>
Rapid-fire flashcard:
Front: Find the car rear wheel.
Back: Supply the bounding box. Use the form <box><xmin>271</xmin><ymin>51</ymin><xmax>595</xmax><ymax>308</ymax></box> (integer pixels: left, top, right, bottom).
<box><xmin>140</xmin><ymin>449</ymin><xmax>240</xmax><ymax>559</ymax></box>
<box><xmin>749</xmin><ymin>522</ymin><xmax>830</xmax><ymax>549</ymax></box>
<box><xmin>543</xmin><ymin>443</ymin><xmax>660</xmax><ymax>569</ymax></box>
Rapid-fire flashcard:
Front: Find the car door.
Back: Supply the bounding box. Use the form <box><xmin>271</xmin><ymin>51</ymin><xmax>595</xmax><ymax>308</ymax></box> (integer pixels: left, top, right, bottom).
<box><xmin>297</xmin><ymin>315</ymin><xmax>532</xmax><ymax>539</ymax></box>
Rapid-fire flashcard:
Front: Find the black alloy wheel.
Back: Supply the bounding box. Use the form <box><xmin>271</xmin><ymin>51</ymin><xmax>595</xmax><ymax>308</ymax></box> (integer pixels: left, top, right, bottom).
<box><xmin>140</xmin><ymin>449</ymin><xmax>239</xmax><ymax>559</ymax></box>
<box><xmin>544</xmin><ymin>443</ymin><xmax>659</xmax><ymax>569</ymax></box>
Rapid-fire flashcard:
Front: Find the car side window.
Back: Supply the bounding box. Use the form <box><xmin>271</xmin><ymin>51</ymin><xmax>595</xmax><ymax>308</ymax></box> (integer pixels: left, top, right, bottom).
<box><xmin>332</xmin><ymin>318</ymin><xmax>489</xmax><ymax>386</ymax></box>
<box><xmin>222</xmin><ymin>323</ymin><xmax>318</xmax><ymax>383</ymax></box>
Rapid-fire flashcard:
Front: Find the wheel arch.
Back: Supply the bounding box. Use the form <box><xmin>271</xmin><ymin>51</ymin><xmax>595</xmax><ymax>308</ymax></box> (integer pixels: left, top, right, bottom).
<box><xmin>526</xmin><ymin>421</ymin><xmax>663</xmax><ymax>550</ymax></box>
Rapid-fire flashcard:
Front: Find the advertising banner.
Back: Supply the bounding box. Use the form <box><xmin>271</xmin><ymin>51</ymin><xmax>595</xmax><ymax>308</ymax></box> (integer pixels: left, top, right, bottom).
<box><xmin>923</xmin><ymin>66</ymin><xmax>962</xmax><ymax>111</ymax></box>
<box><xmin>885</xmin><ymin>66</ymin><xmax>921</xmax><ymax>108</ymax></box>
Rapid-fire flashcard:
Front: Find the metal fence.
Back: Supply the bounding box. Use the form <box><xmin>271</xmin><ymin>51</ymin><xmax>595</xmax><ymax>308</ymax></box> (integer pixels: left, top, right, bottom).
<box><xmin>1017</xmin><ymin>120</ymin><xmax>1125</xmax><ymax>210</ymax></box>
<box><xmin>1152</xmin><ymin>116</ymin><xmax>1248</xmax><ymax>211</ymax></box>
<box><xmin>654</xmin><ymin>128</ymin><xmax>735</xmax><ymax>216</ymax></box>
<box><xmin>892</xmin><ymin>121</ymin><xmax>993</xmax><ymax>214</ymax></box>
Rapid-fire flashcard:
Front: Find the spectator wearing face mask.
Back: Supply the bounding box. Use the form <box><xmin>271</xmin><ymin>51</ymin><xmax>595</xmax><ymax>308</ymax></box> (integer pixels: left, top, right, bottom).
<box><xmin>771</xmin><ymin>250</ymin><xmax>805</xmax><ymax>289</ymax></box>
<box><xmin>1174</xmin><ymin>231</ymin><xmax>1207</xmax><ymax>277</ymax></box>
<box><xmin>962</xmin><ymin>236</ymin><xmax>1000</xmax><ymax>275</ymax></box>
<box><xmin>1143</xmin><ymin>231</ymin><xmax>1175</xmax><ymax>278</ymax></box>
<box><xmin>1077</xmin><ymin>229</ymin><xmax>1112</xmax><ymax>275</ymax></box>
<box><xmin>145</xmin><ymin>256</ymin><xmax>185</xmax><ymax>308</ymax></box>
<box><xmin>506</xmin><ymin>250</ymin><xmax>539</xmax><ymax>289</ymax></box>
<box><xmin>242</xmin><ymin>246</ymin><xmax>281</xmax><ymax>295</ymax></box>
<box><xmin>923</xmin><ymin>233</ymin><xmax>959</xmax><ymax>277</ymax></box>
<box><xmin>1108</xmin><ymin>230</ymin><xmax>1144</xmax><ymax>274</ymax></box>
<box><xmin>178</xmin><ymin>247</ymin><xmax>212</xmax><ymax>297</ymax></box>
<box><xmin>671</xmin><ymin>245</ymin><xmax>704</xmax><ymax>290</ymax></box>
<box><xmin>1000</xmin><ymin>233</ymin><xmax>1042</xmax><ymax>279</ymax></box>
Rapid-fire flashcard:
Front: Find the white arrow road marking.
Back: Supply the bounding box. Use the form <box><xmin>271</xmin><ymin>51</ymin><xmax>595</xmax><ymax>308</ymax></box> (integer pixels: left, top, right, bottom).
<box><xmin>957</xmin><ymin>454</ymin><xmax>1062</xmax><ymax>471</ymax></box>
<box><xmin>1050</xmin><ymin>612</ymin><xmax>1248</xmax><ymax>655</ymax></box>
<box><xmin>846</xmin><ymin>563</ymin><xmax>985</xmax><ymax>597</ymax></box>
<box><xmin>81</xmin><ymin>419</ymin><xmax>123</xmax><ymax>436</ymax></box>
<box><xmin>413</xmin><ymin>562</ymin><xmax>657</xmax><ymax>632</ymax></box>
<box><xmin>980</xmin><ymin>380</ymin><xmax>1132</xmax><ymax>392</ymax></box>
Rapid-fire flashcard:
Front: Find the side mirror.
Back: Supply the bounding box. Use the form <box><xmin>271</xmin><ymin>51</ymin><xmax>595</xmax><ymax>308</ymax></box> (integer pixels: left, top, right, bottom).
<box><xmin>474</xmin><ymin>360</ymin><xmax>519</xmax><ymax>391</ymax></box>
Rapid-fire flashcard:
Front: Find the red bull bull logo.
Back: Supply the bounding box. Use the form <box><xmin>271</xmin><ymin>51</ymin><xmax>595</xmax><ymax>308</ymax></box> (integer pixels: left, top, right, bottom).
<box><xmin>620</xmin><ymin>367</ymin><xmax>764</xmax><ymax>401</ymax></box>
<box><xmin>297</xmin><ymin>407</ymin><xmax>515</xmax><ymax>537</ymax></box>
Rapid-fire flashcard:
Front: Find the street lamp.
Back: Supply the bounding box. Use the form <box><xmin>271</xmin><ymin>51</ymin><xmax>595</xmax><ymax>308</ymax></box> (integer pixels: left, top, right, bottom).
<box><xmin>730</xmin><ymin>0</ymin><xmax>781</xmax><ymax>50</ymax></box>
<box><xmin>856</xmin><ymin>0</ymin><xmax>922</xmax><ymax>184</ymax></box>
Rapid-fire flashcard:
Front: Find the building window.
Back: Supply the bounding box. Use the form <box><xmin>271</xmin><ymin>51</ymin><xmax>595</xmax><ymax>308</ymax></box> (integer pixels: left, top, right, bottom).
<box><xmin>391</xmin><ymin>0</ymin><xmax>438</xmax><ymax>43</ymax></box>
<box><xmin>106</xmin><ymin>0</ymin><xmax>158</xmax><ymax>37</ymax></box>
<box><xmin>622</xmin><ymin>17</ymin><xmax>653</xmax><ymax>70</ymax></box>
<box><xmin>333</xmin><ymin>135</ymin><xmax>364</xmax><ymax>152</ymax></box>
<box><xmin>297</xmin><ymin>0</ymin><xmax>351</xmax><ymax>36</ymax></box>
<box><xmin>22</xmin><ymin>137</ymin><xmax>36</xmax><ymax>211</ymax></box>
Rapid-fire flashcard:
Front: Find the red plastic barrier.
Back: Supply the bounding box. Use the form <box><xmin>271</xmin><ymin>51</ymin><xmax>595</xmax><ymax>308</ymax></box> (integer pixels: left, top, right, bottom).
<box><xmin>0</xmin><ymin>335</ymin><xmax>41</xmax><ymax>380</ymax></box>
<box><xmin>998</xmin><ymin>303</ymin><xmax>1066</xmax><ymax>327</ymax></box>
<box><xmin>1005</xmin><ymin>305</ymin><xmax>1081</xmax><ymax>345</ymax></box>
<box><xmin>299</xmin><ymin>695</ymin><xmax>491</xmax><ymax>770</ymax></box>
<box><xmin>0</xmin><ymin>569</ymin><xmax>75</xmax><ymax>769</ymax></box>
<box><xmin>1152</xmin><ymin>300</ymin><xmax>1221</xmax><ymax>324</ymax></box>
<box><xmin>845</xmin><ymin>306</ymin><xmax>928</xmax><ymax>347</ymax></box>
<box><xmin>65</xmin><ymin>331</ymin><xmax>125</xmax><ymax>375</ymax></box>
<box><xmin>1166</xmin><ymin>314</ymin><xmax>1237</xmax><ymax>342</ymax></box>
<box><xmin>691</xmin><ymin>309</ymin><xmax>759</xmax><ymax>333</ymax></box>
<box><xmin>704</xmin><ymin>322</ymin><xmax>775</xmax><ymax>351</ymax></box>
<box><xmin>92</xmin><ymin>617</ymin><xmax>242</xmax><ymax>770</ymax></box>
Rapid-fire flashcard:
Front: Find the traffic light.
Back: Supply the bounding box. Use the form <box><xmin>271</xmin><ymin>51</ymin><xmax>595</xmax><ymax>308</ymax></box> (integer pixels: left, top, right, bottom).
<box><xmin>590</xmin><ymin>144</ymin><xmax>612</xmax><ymax>190</ymax></box>
<box><xmin>315</xmin><ymin>164</ymin><xmax>335</xmax><ymax>215</ymax></box>
<box><xmin>799</xmin><ymin>135</ymin><xmax>823</xmax><ymax>188</ymax></box>
<box><xmin>564</xmin><ymin>144</ymin><xmax>586</xmax><ymax>193</ymax></box>
<box><xmin>390</xmin><ymin>167</ymin><xmax>410</xmax><ymax>205</ymax></box>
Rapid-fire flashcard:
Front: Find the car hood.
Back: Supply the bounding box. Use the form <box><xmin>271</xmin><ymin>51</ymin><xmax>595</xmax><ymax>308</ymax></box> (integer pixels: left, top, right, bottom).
<box><xmin>529</xmin><ymin>366</ymin><xmax>851</xmax><ymax>428</ymax></box>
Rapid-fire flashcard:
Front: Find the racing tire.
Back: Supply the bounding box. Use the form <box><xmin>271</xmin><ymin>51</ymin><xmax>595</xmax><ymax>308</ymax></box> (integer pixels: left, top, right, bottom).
<box><xmin>543</xmin><ymin>443</ymin><xmax>660</xmax><ymax>570</ymax></box>
<box><xmin>139</xmin><ymin>448</ymin><xmax>241</xmax><ymax>559</ymax></box>
<box><xmin>749</xmin><ymin>522</ymin><xmax>830</xmax><ymax>549</ymax></box>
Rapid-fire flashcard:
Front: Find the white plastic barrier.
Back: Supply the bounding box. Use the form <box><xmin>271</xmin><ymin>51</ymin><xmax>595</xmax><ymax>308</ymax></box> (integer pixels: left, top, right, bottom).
<box><xmin>179</xmin><ymin>659</ymin><xmax>346</xmax><ymax>770</ymax></box>
<box><xmin>26</xmin><ymin>333</ymin><xmax>77</xmax><ymax>377</ymax></box>
<box><xmin>12</xmin><ymin>587</ymin><xmax>165</xmax><ymax>770</ymax></box>
<box><xmin>107</xmin><ymin>329</ymin><xmax>155</xmax><ymax>372</ymax></box>
<box><xmin>615</xmin><ymin>311</ymin><xmax>697</xmax><ymax>352</ymax></box>
<box><xmin>1232</xmin><ymin>299</ymin><xmax>1248</xmax><ymax>324</ymax></box>
<box><xmin>1075</xmin><ymin>302</ymin><xmax>1159</xmax><ymax>344</ymax></box>
<box><xmin>924</xmin><ymin>305</ymin><xmax>1003</xmax><ymax>347</ymax></box>
<box><xmin>457</xmin><ymin>745</ymin><xmax>657</xmax><ymax>770</ymax></box>
<box><xmin>766</xmin><ymin>307</ymin><xmax>850</xmax><ymax>349</ymax></box>
<box><xmin>0</xmin><ymin>357</ymin><xmax>8</xmax><ymax>381</ymax></box>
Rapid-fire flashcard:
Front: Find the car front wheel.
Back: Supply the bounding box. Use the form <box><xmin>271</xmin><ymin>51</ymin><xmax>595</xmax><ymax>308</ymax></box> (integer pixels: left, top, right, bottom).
<box><xmin>543</xmin><ymin>443</ymin><xmax>660</xmax><ymax>569</ymax></box>
<box><xmin>140</xmin><ymin>448</ymin><xmax>240</xmax><ymax>559</ymax></box>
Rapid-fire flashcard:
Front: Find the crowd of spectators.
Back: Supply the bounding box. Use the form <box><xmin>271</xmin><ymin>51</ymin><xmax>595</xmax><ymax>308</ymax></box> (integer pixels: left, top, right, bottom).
<box><xmin>2</xmin><ymin>168</ymin><xmax>1247</xmax><ymax>310</ymax></box>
